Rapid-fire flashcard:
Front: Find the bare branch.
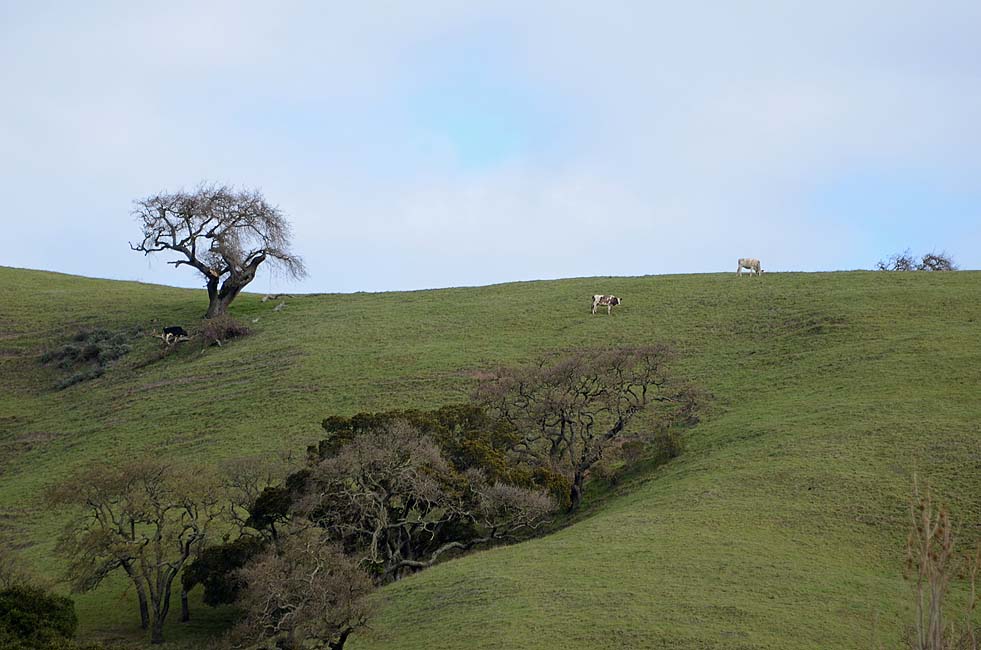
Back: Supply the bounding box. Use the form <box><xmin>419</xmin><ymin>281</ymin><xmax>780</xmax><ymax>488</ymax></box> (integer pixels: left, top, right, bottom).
<box><xmin>130</xmin><ymin>183</ymin><xmax>307</xmax><ymax>318</ymax></box>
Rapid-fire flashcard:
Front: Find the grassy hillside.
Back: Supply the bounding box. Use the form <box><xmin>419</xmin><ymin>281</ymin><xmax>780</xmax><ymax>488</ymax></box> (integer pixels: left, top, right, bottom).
<box><xmin>1</xmin><ymin>265</ymin><xmax>979</xmax><ymax>648</ymax></box>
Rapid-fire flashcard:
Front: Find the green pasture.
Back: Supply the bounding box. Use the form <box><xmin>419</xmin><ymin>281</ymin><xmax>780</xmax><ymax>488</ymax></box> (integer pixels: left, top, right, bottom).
<box><xmin>0</xmin><ymin>266</ymin><xmax>978</xmax><ymax>648</ymax></box>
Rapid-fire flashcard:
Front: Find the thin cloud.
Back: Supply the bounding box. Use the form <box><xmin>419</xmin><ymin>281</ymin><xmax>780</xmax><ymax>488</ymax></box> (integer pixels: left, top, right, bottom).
<box><xmin>1</xmin><ymin>2</ymin><xmax>979</xmax><ymax>292</ymax></box>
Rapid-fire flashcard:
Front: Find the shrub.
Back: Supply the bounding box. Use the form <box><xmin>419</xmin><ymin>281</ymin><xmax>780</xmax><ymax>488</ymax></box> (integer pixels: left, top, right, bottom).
<box><xmin>651</xmin><ymin>429</ymin><xmax>685</xmax><ymax>465</ymax></box>
<box><xmin>0</xmin><ymin>585</ymin><xmax>78</xmax><ymax>648</ymax></box>
<box><xmin>55</xmin><ymin>368</ymin><xmax>105</xmax><ymax>391</ymax></box>
<box><xmin>591</xmin><ymin>456</ymin><xmax>624</xmax><ymax>487</ymax></box>
<box><xmin>183</xmin><ymin>536</ymin><xmax>268</xmax><ymax>607</ymax></box>
<box><xmin>40</xmin><ymin>328</ymin><xmax>133</xmax><ymax>390</ymax></box>
<box><xmin>196</xmin><ymin>315</ymin><xmax>251</xmax><ymax>347</ymax></box>
<box><xmin>902</xmin><ymin>479</ymin><xmax>979</xmax><ymax>649</ymax></box>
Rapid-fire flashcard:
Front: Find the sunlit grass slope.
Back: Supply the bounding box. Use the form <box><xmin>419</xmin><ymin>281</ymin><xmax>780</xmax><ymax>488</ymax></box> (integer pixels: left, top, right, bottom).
<box><xmin>1</xmin><ymin>265</ymin><xmax>979</xmax><ymax>648</ymax></box>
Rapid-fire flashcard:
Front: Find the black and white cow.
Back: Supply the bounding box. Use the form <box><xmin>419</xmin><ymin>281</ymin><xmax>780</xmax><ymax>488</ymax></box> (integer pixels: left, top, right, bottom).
<box><xmin>591</xmin><ymin>294</ymin><xmax>621</xmax><ymax>315</ymax></box>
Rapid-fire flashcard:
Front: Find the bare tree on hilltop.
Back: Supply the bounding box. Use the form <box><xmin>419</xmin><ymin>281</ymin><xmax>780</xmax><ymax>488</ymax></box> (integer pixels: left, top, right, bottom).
<box><xmin>876</xmin><ymin>249</ymin><xmax>957</xmax><ymax>272</ymax></box>
<box><xmin>130</xmin><ymin>184</ymin><xmax>306</xmax><ymax>318</ymax></box>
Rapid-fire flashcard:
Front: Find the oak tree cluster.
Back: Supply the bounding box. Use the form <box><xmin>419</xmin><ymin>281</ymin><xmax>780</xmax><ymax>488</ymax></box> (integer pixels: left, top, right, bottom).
<box><xmin>48</xmin><ymin>346</ymin><xmax>700</xmax><ymax>649</ymax></box>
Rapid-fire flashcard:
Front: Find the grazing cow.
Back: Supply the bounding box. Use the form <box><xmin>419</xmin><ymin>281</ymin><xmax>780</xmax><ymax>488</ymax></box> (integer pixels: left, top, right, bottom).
<box><xmin>736</xmin><ymin>258</ymin><xmax>763</xmax><ymax>276</ymax></box>
<box><xmin>591</xmin><ymin>294</ymin><xmax>622</xmax><ymax>315</ymax></box>
<box><xmin>162</xmin><ymin>326</ymin><xmax>189</xmax><ymax>345</ymax></box>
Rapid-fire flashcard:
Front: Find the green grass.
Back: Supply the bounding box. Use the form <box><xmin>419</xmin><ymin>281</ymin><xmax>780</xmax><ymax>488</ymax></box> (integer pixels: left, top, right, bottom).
<box><xmin>1</xmin><ymin>265</ymin><xmax>979</xmax><ymax>649</ymax></box>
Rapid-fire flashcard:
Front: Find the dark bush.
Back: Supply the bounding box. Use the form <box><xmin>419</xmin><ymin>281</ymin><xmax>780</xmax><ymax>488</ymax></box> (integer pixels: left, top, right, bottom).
<box><xmin>0</xmin><ymin>585</ymin><xmax>78</xmax><ymax>648</ymax></box>
<box><xmin>183</xmin><ymin>536</ymin><xmax>268</xmax><ymax>607</ymax></box>
<box><xmin>245</xmin><ymin>485</ymin><xmax>294</xmax><ymax>535</ymax></box>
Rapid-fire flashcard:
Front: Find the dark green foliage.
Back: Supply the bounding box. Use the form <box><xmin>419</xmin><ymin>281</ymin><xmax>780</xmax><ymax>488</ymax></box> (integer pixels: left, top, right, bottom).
<box><xmin>284</xmin><ymin>468</ymin><xmax>310</xmax><ymax>494</ymax></box>
<box><xmin>0</xmin><ymin>585</ymin><xmax>78</xmax><ymax>648</ymax></box>
<box><xmin>39</xmin><ymin>328</ymin><xmax>133</xmax><ymax>390</ymax></box>
<box><xmin>246</xmin><ymin>486</ymin><xmax>294</xmax><ymax>535</ymax></box>
<box><xmin>183</xmin><ymin>536</ymin><xmax>268</xmax><ymax>607</ymax></box>
<box><xmin>315</xmin><ymin>405</ymin><xmax>563</xmax><ymax>496</ymax></box>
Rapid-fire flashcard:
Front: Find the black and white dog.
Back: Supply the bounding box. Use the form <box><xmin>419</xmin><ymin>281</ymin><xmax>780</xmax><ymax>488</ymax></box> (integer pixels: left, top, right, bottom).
<box><xmin>162</xmin><ymin>326</ymin><xmax>189</xmax><ymax>345</ymax></box>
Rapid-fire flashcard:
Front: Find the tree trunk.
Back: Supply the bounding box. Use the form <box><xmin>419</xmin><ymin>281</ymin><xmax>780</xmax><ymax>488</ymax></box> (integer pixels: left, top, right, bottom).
<box><xmin>137</xmin><ymin>587</ymin><xmax>150</xmax><ymax>630</ymax></box>
<box><xmin>205</xmin><ymin>277</ymin><xmax>249</xmax><ymax>318</ymax></box>
<box><xmin>568</xmin><ymin>471</ymin><xmax>585</xmax><ymax>513</ymax></box>
<box><xmin>203</xmin><ymin>253</ymin><xmax>268</xmax><ymax>318</ymax></box>
<box><xmin>150</xmin><ymin>617</ymin><xmax>165</xmax><ymax>645</ymax></box>
<box><xmin>205</xmin><ymin>276</ymin><xmax>221</xmax><ymax>318</ymax></box>
<box><xmin>180</xmin><ymin>588</ymin><xmax>189</xmax><ymax>622</ymax></box>
<box><xmin>329</xmin><ymin>627</ymin><xmax>353</xmax><ymax>650</ymax></box>
<box><xmin>122</xmin><ymin>562</ymin><xmax>150</xmax><ymax>630</ymax></box>
<box><xmin>149</xmin><ymin>578</ymin><xmax>174</xmax><ymax>644</ymax></box>
<box><xmin>205</xmin><ymin>293</ymin><xmax>233</xmax><ymax>319</ymax></box>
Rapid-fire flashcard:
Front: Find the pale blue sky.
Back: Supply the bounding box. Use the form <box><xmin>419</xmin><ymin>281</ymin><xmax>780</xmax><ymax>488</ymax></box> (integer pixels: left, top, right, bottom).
<box><xmin>1</xmin><ymin>1</ymin><xmax>979</xmax><ymax>292</ymax></box>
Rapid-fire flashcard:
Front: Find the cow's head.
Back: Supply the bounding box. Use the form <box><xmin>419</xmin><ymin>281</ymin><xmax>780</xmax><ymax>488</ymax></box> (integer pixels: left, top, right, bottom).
<box><xmin>611</xmin><ymin>296</ymin><xmax>621</xmax><ymax>306</ymax></box>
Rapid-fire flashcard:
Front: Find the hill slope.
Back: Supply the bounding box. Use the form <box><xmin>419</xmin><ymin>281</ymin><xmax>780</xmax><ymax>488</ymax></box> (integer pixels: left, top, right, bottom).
<box><xmin>1</xmin><ymin>266</ymin><xmax>979</xmax><ymax>648</ymax></box>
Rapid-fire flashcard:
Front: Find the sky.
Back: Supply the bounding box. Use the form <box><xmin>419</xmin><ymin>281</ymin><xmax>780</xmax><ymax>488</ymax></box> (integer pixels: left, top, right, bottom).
<box><xmin>2</xmin><ymin>1</ymin><xmax>980</xmax><ymax>293</ymax></box>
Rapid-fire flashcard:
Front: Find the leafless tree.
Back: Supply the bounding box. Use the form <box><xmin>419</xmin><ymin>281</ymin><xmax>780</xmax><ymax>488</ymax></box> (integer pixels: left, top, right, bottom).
<box><xmin>919</xmin><ymin>252</ymin><xmax>957</xmax><ymax>272</ymax></box>
<box><xmin>233</xmin><ymin>528</ymin><xmax>374</xmax><ymax>650</ymax></box>
<box><xmin>877</xmin><ymin>249</ymin><xmax>919</xmax><ymax>271</ymax></box>
<box><xmin>298</xmin><ymin>422</ymin><xmax>554</xmax><ymax>581</ymax></box>
<box><xmin>475</xmin><ymin>346</ymin><xmax>700</xmax><ymax>512</ymax></box>
<box><xmin>877</xmin><ymin>249</ymin><xmax>957</xmax><ymax>272</ymax></box>
<box><xmin>130</xmin><ymin>184</ymin><xmax>306</xmax><ymax>318</ymax></box>
<box><xmin>47</xmin><ymin>460</ymin><xmax>224</xmax><ymax>644</ymax></box>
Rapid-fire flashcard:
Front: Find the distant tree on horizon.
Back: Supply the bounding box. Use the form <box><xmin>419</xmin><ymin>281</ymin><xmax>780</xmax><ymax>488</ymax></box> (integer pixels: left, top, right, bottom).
<box><xmin>876</xmin><ymin>249</ymin><xmax>957</xmax><ymax>272</ymax></box>
<box><xmin>130</xmin><ymin>183</ymin><xmax>306</xmax><ymax>318</ymax></box>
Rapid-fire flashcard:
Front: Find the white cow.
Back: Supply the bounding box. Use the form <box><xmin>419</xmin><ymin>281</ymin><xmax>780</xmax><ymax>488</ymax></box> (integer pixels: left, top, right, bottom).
<box><xmin>736</xmin><ymin>258</ymin><xmax>763</xmax><ymax>276</ymax></box>
<box><xmin>591</xmin><ymin>294</ymin><xmax>621</xmax><ymax>315</ymax></box>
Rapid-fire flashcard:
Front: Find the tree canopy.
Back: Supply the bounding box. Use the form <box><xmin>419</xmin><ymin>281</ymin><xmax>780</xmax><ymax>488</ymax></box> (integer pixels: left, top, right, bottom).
<box><xmin>130</xmin><ymin>184</ymin><xmax>306</xmax><ymax>318</ymax></box>
<box><xmin>47</xmin><ymin>461</ymin><xmax>223</xmax><ymax>644</ymax></box>
<box><xmin>476</xmin><ymin>346</ymin><xmax>701</xmax><ymax>511</ymax></box>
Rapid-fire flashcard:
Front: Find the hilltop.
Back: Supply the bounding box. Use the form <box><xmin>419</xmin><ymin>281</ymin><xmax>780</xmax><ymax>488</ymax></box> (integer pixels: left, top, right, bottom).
<box><xmin>1</xmin><ymin>266</ymin><xmax>979</xmax><ymax>648</ymax></box>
